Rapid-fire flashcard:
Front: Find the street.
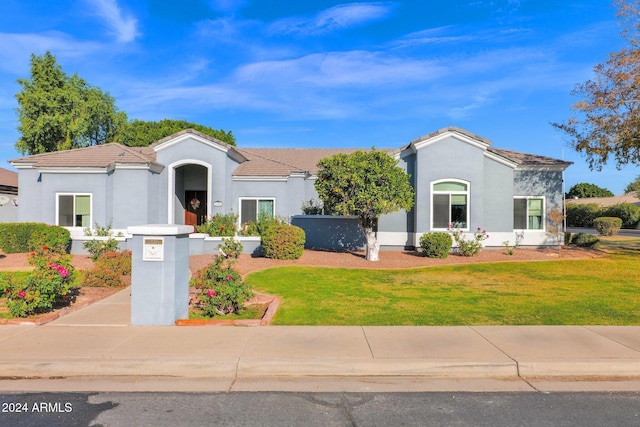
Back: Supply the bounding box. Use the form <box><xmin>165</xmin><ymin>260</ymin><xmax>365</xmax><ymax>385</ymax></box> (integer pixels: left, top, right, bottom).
<box><xmin>2</xmin><ymin>391</ymin><xmax>639</xmax><ymax>427</ymax></box>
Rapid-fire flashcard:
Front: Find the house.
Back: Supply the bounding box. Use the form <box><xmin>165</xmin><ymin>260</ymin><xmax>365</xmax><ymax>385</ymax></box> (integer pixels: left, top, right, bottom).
<box><xmin>9</xmin><ymin>127</ymin><xmax>571</xmax><ymax>252</ymax></box>
<box><xmin>0</xmin><ymin>167</ymin><xmax>18</xmax><ymax>223</ymax></box>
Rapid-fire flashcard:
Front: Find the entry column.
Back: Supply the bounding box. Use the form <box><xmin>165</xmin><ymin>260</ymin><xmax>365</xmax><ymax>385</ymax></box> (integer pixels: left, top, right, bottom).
<box><xmin>127</xmin><ymin>224</ymin><xmax>194</xmax><ymax>326</ymax></box>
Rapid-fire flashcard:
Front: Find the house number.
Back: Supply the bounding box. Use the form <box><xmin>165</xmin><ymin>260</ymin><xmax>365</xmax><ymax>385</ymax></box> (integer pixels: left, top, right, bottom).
<box><xmin>143</xmin><ymin>237</ymin><xmax>164</xmax><ymax>262</ymax></box>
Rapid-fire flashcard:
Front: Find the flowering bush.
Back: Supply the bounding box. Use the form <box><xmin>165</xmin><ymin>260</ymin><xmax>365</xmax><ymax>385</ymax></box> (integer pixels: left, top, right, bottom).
<box><xmin>239</xmin><ymin>213</ymin><xmax>286</xmax><ymax>237</ymax></box>
<box><xmin>196</xmin><ymin>212</ymin><xmax>238</xmax><ymax>237</ymax></box>
<box><xmin>190</xmin><ymin>253</ymin><xmax>253</xmax><ymax>317</ymax></box>
<box><xmin>218</xmin><ymin>237</ymin><xmax>243</xmax><ymax>259</ymax></box>
<box><xmin>448</xmin><ymin>225</ymin><xmax>489</xmax><ymax>257</ymax></box>
<box><xmin>4</xmin><ymin>248</ymin><xmax>75</xmax><ymax>317</ymax></box>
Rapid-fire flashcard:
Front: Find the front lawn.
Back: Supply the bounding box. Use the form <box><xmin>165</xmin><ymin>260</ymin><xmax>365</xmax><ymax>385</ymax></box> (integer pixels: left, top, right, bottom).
<box><xmin>246</xmin><ymin>238</ymin><xmax>640</xmax><ymax>325</ymax></box>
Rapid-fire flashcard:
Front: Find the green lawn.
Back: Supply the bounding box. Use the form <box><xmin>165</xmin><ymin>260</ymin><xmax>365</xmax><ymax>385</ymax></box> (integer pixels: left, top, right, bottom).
<box><xmin>246</xmin><ymin>238</ymin><xmax>640</xmax><ymax>326</ymax></box>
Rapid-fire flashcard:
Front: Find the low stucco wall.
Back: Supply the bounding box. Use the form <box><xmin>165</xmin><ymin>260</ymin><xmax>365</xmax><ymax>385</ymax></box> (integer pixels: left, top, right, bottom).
<box><xmin>291</xmin><ymin>215</ymin><xmax>365</xmax><ymax>251</ymax></box>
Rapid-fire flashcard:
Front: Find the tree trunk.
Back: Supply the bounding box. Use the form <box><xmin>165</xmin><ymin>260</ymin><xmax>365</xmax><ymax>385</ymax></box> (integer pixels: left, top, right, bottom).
<box><xmin>364</xmin><ymin>227</ymin><xmax>380</xmax><ymax>261</ymax></box>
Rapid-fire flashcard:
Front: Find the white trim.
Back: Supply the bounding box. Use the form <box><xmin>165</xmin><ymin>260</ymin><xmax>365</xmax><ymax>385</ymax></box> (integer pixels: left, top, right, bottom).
<box><xmin>39</xmin><ymin>167</ymin><xmax>108</xmax><ymax>174</ymax></box>
<box><xmin>127</xmin><ymin>224</ymin><xmax>193</xmax><ymax>235</ymax></box>
<box><xmin>153</xmin><ymin>132</ymin><xmax>230</xmax><ymax>154</ymax></box>
<box><xmin>55</xmin><ymin>192</ymin><xmax>92</xmax><ymax>228</ymax></box>
<box><xmin>413</xmin><ymin>131</ymin><xmax>490</xmax><ymax>152</ymax></box>
<box><xmin>238</xmin><ymin>197</ymin><xmax>276</xmax><ymax>225</ymax></box>
<box><xmin>430</xmin><ymin>179</ymin><xmax>471</xmax><ymax>231</ymax></box>
<box><xmin>483</xmin><ymin>151</ymin><xmax>518</xmax><ymax>168</ymax></box>
<box><xmin>513</xmin><ymin>196</ymin><xmax>546</xmax><ymax>231</ymax></box>
<box><xmin>167</xmin><ymin>159</ymin><xmax>212</xmax><ymax>225</ymax></box>
<box><xmin>232</xmin><ymin>175</ymin><xmax>288</xmax><ymax>182</ymax></box>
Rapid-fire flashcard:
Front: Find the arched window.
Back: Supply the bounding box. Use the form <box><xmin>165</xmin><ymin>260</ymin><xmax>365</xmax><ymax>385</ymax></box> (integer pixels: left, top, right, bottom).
<box><xmin>432</xmin><ymin>180</ymin><xmax>469</xmax><ymax>229</ymax></box>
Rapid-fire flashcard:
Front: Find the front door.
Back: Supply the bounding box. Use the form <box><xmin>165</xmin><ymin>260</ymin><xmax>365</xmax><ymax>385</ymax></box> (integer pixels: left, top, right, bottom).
<box><xmin>185</xmin><ymin>191</ymin><xmax>207</xmax><ymax>227</ymax></box>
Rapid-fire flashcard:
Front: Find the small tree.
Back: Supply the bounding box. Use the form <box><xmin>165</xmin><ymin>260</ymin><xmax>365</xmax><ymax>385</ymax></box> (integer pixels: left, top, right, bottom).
<box><xmin>315</xmin><ymin>150</ymin><xmax>414</xmax><ymax>261</ymax></box>
<box><xmin>547</xmin><ymin>207</ymin><xmax>566</xmax><ymax>253</ymax></box>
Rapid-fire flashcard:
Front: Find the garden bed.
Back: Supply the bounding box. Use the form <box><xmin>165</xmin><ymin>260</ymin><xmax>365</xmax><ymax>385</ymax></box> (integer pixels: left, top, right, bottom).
<box><xmin>177</xmin><ymin>292</ymin><xmax>279</xmax><ymax>326</ymax></box>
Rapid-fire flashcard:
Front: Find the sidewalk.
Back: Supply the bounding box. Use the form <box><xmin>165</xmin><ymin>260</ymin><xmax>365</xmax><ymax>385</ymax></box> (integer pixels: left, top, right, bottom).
<box><xmin>1</xmin><ymin>288</ymin><xmax>639</xmax><ymax>392</ymax></box>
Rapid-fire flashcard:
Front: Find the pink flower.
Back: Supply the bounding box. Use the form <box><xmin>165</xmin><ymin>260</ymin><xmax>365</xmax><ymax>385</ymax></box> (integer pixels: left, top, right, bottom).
<box><xmin>227</xmin><ymin>306</ymin><xmax>233</xmax><ymax>313</ymax></box>
<box><xmin>18</xmin><ymin>291</ymin><xmax>26</xmax><ymax>298</ymax></box>
<box><xmin>226</xmin><ymin>275</ymin><xmax>233</xmax><ymax>281</ymax></box>
<box><xmin>49</xmin><ymin>263</ymin><xmax>58</xmax><ymax>269</ymax></box>
<box><xmin>207</xmin><ymin>289</ymin><xmax>216</xmax><ymax>297</ymax></box>
<box><xmin>5</xmin><ymin>289</ymin><xmax>10</xmax><ymax>294</ymax></box>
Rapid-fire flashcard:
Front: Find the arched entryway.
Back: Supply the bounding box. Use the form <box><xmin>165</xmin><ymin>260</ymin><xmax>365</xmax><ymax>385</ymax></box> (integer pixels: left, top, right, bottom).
<box><xmin>168</xmin><ymin>161</ymin><xmax>211</xmax><ymax>227</ymax></box>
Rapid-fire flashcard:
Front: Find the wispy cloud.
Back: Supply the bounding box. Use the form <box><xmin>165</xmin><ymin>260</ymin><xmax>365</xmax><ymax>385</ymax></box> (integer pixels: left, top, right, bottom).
<box><xmin>89</xmin><ymin>0</ymin><xmax>139</xmax><ymax>43</ymax></box>
<box><xmin>269</xmin><ymin>2</ymin><xmax>398</xmax><ymax>36</ymax></box>
<box><xmin>0</xmin><ymin>32</ymin><xmax>101</xmax><ymax>74</ymax></box>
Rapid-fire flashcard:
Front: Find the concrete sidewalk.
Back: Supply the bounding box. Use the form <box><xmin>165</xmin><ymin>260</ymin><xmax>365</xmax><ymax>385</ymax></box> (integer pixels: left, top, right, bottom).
<box><xmin>1</xmin><ymin>289</ymin><xmax>640</xmax><ymax>392</ymax></box>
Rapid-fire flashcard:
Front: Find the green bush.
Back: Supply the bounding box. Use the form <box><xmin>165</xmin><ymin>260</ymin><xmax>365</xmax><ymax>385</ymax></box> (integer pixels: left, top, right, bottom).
<box><xmin>601</xmin><ymin>203</ymin><xmax>640</xmax><ymax>229</ymax></box>
<box><xmin>261</xmin><ymin>224</ymin><xmax>306</xmax><ymax>260</ymax></box>
<box><xmin>196</xmin><ymin>212</ymin><xmax>238</xmax><ymax>237</ymax></box>
<box><xmin>83</xmin><ymin>238</ymin><xmax>120</xmax><ymax>261</ymax></box>
<box><xmin>593</xmin><ymin>217</ymin><xmax>622</xmax><ymax>236</ymax></box>
<box><xmin>564</xmin><ymin>232</ymin><xmax>573</xmax><ymax>246</ymax></box>
<box><xmin>0</xmin><ymin>223</ymin><xmax>45</xmax><ymax>253</ymax></box>
<box><xmin>566</xmin><ymin>203</ymin><xmax>600</xmax><ymax>227</ymax></box>
<box><xmin>240</xmin><ymin>213</ymin><xmax>285</xmax><ymax>237</ymax></box>
<box><xmin>419</xmin><ymin>232</ymin><xmax>452</xmax><ymax>258</ymax></box>
<box><xmin>96</xmin><ymin>250</ymin><xmax>132</xmax><ymax>275</ymax></box>
<box><xmin>190</xmin><ymin>254</ymin><xmax>253</xmax><ymax>317</ymax></box>
<box><xmin>28</xmin><ymin>225</ymin><xmax>70</xmax><ymax>254</ymax></box>
<box><xmin>81</xmin><ymin>264</ymin><xmax>126</xmax><ymax>288</ymax></box>
<box><xmin>571</xmin><ymin>233</ymin><xmax>600</xmax><ymax>249</ymax></box>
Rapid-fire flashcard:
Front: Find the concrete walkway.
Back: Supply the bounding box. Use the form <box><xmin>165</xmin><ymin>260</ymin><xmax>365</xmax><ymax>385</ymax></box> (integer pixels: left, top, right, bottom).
<box><xmin>1</xmin><ymin>289</ymin><xmax>640</xmax><ymax>392</ymax></box>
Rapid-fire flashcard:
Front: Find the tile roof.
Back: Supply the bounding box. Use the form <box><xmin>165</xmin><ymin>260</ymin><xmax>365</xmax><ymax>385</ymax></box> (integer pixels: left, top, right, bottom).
<box><xmin>488</xmin><ymin>147</ymin><xmax>572</xmax><ymax>167</ymax></box>
<box><xmin>0</xmin><ymin>167</ymin><xmax>18</xmax><ymax>188</ymax></box>
<box><xmin>9</xmin><ymin>143</ymin><xmax>157</xmax><ymax>168</ymax></box>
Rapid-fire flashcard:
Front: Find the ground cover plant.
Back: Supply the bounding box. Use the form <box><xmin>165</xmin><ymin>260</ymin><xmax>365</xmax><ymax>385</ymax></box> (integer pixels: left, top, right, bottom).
<box><xmin>246</xmin><ymin>238</ymin><xmax>640</xmax><ymax>326</ymax></box>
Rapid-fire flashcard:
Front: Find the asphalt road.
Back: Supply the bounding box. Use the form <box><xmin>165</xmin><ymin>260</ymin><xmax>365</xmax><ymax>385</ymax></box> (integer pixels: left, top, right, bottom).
<box><xmin>2</xmin><ymin>392</ymin><xmax>640</xmax><ymax>427</ymax></box>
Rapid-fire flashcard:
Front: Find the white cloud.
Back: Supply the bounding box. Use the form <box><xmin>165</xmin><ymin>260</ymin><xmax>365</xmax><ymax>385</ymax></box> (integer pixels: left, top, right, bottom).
<box><xmin>269</xmin><ymin>2</ymin><xmax>397</xmax><ymax>36</ymax></box>
<box><xmin>0</xmin><ymin>32</ymin><xmax>101</xmax><ymax>75</ymax></box>
<box><xmin>89</xmin><ymin>0</ymin><xmax>139</xmax><ymax>43</ymax></box>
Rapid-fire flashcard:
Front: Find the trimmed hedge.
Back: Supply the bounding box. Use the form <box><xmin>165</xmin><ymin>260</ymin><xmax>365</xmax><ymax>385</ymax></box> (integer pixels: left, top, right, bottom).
<box><xmin>419</xmin><ymin>232</ymin><xmax>452</xmax><ymax>258</ymax></box>
<box><xmin>0</xmin><ymin>223</ymin><xmax>70</xmax><ymax>254</ymax></box>
<box><xmin>593</xmin><ymin>217</ymin><xmax>622</xmax><ymax>236</ymax></box>
<box><xmin>566</xmin><ymin>202</ymin><xmax>640</xmax><ymax>228</ymax></box>
<box><xmin>261</xmin><ymin>224</ymin><xmax>306</xmax><ymax>260</ymax></box>
<box><xmin>601</xmin><ymin>203</ymin><xmax>640</xmax><ymax>229</ymax></box>
<box><xmin>571</xmin><ymin>233</ymin><xmax>600</xmax><ymax>248</ymax></box>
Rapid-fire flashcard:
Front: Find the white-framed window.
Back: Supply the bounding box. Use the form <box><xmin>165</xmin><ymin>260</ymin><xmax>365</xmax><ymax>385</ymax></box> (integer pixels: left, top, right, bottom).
<box><xmin>56</xmin><ymin>193</ymin><xmax>92</xmax><ymax>228</ymax></box>
<box><xmin>432</xmin><ymin>180</ymin><xmax>469</xmax><ymax>230</ymax></box>
<box><xmin>514</xmin><ymin>197</ymin><xmax>545</xmax><ymax>230</ymax></box>
<box><xmin>239</xmin><ymin>198</ymin><xmax>275</xmax><ymax>224</ymax></box>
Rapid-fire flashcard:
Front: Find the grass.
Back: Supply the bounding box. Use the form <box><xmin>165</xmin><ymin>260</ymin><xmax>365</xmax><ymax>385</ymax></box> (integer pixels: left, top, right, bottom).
<box><xmin>246</xmin><ymin>237</ymin><xmax>640</xmax><ymax>326</ymax></box>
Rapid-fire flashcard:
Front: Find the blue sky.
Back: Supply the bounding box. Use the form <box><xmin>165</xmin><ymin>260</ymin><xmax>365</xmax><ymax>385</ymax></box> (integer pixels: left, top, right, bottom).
<box><xmin>0</xmin><ymin>0</ymin><xmax>637</xmax><ymax>194</ymax></box>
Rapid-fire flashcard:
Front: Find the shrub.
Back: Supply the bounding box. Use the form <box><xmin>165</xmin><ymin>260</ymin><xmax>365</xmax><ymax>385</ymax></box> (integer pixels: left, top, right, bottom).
<box><xmin>601</xmin><ymin>203</ymin><xmax>640</xmax><ymax>229</ymax></box>
<box><xmin>81</xmin><ymin>264</ymin><xmax>125</xmax><ymax>288</ymax></box>
<box><xmin>261</xmin><ymin>224</ymin><xmax>306</xmax><ymax>260</ymax></box>
<box><xmin>571</xmin><ymin>233</ymin><xmax>600</xmax><ymax>249</ymax></box>
<box><xmin>190</xmin><ymin>254</ymin><xmax>253</xmax><ymax>317</ymax></box>
<box><xmin>83</xmin><ymin>238</ymin><xmax>120</xmax><ymax>261</ymax></box>
<box><xmin>566</xmin><ymin>203</ymin><xmax>600</xmax><ymax>227</ymax></box>
<box><xmin>593</xmin><ymin>217</ymin><xmax>622</xmax><ymax>236</ymax></box>
<box><xmin>196</xmin><ymin>212</ymin><xmax>238</xmax><ymax>237</ymax></box>
<box><xmin>0</xmin><ymin>223</ymin><xmax>46</xmax><ymax>253</ymax></box>
<box><xmin>219</xmin><ymin>237</ymin><xmax>243</xmax><ymax>259</ymax></box>
<box><xmin>4</xmin><ymin>251</ymin><xmax>75</xmax><ymax>317</ymax></box>
<box><xmin>419</xmin><ymin>232</ymin><xmax>452</xmax><ymax>258</ymax></box>
<box><xmin>28</xmin><ymin>225</ymin><xmax>70</xmax><ymax>254</ymax></box>
<box><xmin>449</xmin><ymin>226</ymin><xmax>489</xmax><ymax>257</ymax></box>
<box><xmin>240</xmin><ymin>213</ymin><xmax>286</xmax><ymax>237</ymax></box>
<box><xmin>564</xmin><ymin>232</ymin><xmax>573</xmax><ymax>246</ymax></box>
<box><xmin>96</xmin><ymin>250</ymin><xmax>132</xmax><ymax>275</ymax></box>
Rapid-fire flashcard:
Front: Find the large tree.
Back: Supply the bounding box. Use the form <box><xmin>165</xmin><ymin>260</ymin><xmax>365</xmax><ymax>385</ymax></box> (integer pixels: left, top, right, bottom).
<box><xmin>566</xmin><ymin>182</ymin><xmax>615</xmax><ymax>199</ymax></box>
<box><xmin>552</xmin><ymin>0</ymin><xmax>640</xmax><ymax>169</ymax></box>
<box><xmin>116</xmin><ymin>119</ymin><xmax>235</xmax><ymax>146</ymax></box>
<box><xmin>15</xmin><ymin>51</ymin><xmax>127</xmax><ymax>155</ymax></box>
<box><xmin>315</xmin><ymin>150</ymin><xmax>414</xmax><ymax>261</ymax></box>
<box><xmin>624</xmin><ymin>175</ymin><xmax>640</xmax><ymax>194</ymax></box>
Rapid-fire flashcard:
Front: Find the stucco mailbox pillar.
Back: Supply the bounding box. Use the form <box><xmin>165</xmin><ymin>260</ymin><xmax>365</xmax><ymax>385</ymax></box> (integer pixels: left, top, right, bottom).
<box><xmin>127</xmin><ymin>224</ymin><xmax>194</xmax><ymax>326</ymax></box>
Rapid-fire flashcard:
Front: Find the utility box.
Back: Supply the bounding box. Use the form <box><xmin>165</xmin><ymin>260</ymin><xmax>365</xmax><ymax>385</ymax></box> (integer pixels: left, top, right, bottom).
<box><xmin>127</xmin><ymin>224</ymin><xmax>193</xmax><ymax>326</ymax></box>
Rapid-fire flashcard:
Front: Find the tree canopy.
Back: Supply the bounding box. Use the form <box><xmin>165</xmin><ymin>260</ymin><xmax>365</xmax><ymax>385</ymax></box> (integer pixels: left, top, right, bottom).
<box><xmin>566</xmin><ymin>182</ymin><xmax>615</xmax><ymax>199</ymax></box>
<box><xmin>116</xmin><ymin>119</ymin><xmax>235</xmax><ymax>147</ymax></box>
<box><xmin>16</xmin><ymin>52</ymin><xmax>127</xmax><ymax>155</ymax></box>
<box><xmin>314</xmin><ymin>150</ymin><xmax>414</xmax><ymax>261</ymax></box>
<box><xmin>15</xmin><ymin>51</ymin><xmax>235</xmax><ymax>154</ymax></box>
<box><xmin>552</xmin><ymin>0</ymin><xmax>640</xmax><ymax>170</ymax></box>
<box><xmin>624</xmin><ymin>175</ymin><xmax>640</xmax><ymax>194</ymax></box>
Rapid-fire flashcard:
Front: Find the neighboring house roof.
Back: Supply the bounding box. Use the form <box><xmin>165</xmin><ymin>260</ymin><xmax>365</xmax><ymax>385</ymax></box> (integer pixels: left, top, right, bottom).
<box><xmin>9</xmin><ymin>143</ymin><xmax>160</xmax><ymax>170</ymax></box>
<box><xmin>566</xmin><ymin>193</ymin><xmax>640</xmax><ymax>207</ymax></box>
<box><xmin>8</xmin><ymin>127</ymin><xmax>570</xmax><ymax>176</ymax></box>
<box><xmin>0</xmin><ymin>167</ymin><xmax>18</xmax><ymax>195</ymax></box>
